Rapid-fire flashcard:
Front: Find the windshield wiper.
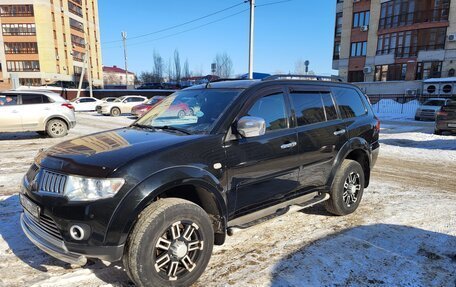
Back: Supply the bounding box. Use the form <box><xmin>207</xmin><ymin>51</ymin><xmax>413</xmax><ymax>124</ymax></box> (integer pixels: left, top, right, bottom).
<box><xmin>154</xmin><ymin>125</ymin><xmax>192</xmax><ymax>135</ymax></box>
<box><xmin>131</xmin><ymin>123</ymin><xmax>156</xmax><ymax>130</ymax></box>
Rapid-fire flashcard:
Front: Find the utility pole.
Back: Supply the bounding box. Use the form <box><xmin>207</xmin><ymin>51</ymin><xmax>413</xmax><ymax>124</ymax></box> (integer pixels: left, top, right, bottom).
<box><xmin>248</xmin><ymin>0</ymin><xmax>255</xmax><ymax>80</ymax></box>
<box><xmin>121</xmin><ymin>31</ymin><xmax>129</xmax><ymax>88</ymax></box>
<box><xmin>76</xmin><ymin>23</ymin><xmax>92</xmax><ymax>98</ymax></box>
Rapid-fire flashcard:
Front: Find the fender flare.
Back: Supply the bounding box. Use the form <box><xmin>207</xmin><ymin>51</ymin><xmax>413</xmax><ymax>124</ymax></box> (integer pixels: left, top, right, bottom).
<box><xmin>326</xmin><ymin>137</ymin><xmax>371</xmax><ymax>188</ymax></box>
<box><xmin>104</xmin><ymin>166</ymin><xmax>227</xmax><ymax>246</ymax></box>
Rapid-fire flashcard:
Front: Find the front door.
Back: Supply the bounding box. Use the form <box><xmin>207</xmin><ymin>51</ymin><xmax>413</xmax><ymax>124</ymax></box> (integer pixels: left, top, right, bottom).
<box><xmin>0</xmin><ymin>94</ymin><xmax>22</xmax><ymax>132</ymax></box>
<box><xmin>225</xmin><ymin>90</ymin><xmax>300</xmax><ymax>219</ymax></box>
<box><xmin>288</xmin><ymin>88</ymin><xmax>348</xmax><ymax>188</ymax></box>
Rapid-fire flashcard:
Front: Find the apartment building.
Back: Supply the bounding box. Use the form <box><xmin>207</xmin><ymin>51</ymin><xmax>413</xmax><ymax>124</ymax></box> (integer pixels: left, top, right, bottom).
<box><xmin>0</xmin><ymin>0</ymin><xmax>103</xmax><ymax>89</ymax></box>
<box><xmin>333</xmin><ymin>0</ymin><xmax>456</xmax><ymax>95</ymax></box>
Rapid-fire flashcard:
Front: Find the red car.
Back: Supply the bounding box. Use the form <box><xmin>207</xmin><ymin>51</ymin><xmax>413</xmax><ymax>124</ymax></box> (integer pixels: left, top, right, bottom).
<box><xmin>131</xmin><ymin>96</ymin><xmax>165</xmax><ymax>117</ymax></box>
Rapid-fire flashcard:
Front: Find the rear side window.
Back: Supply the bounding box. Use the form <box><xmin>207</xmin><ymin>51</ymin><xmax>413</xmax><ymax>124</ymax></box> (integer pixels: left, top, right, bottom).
<box><xmin>21</xmin><ymin>94</ymin><xmax>50</xmax><ymax>105</ymax></box>
<box><xmin>332</xmin><ymin>87</ymin><xmax>367</xmax><ymax>118</ymax></box>
<box><xmin>290</xmin><ymin>92</ymin><xmax>338</xmax><ymax>126</ymax></box>
<box><xmin>79</xmin><ymin>98</ymin><xmax>96</xmax><ymax>103</ymax></box>
<box><xmin>247</xmin><ymin>93</ymin><xmax>288</xmax><ymax>131</ymax></box>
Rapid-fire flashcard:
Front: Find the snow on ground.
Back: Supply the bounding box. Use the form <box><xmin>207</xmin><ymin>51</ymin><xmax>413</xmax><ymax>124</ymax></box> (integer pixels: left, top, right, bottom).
<box><xmin>0</xmin><ymin>112</ymin><xmax>455</xmax><ymax>287</ymax></box>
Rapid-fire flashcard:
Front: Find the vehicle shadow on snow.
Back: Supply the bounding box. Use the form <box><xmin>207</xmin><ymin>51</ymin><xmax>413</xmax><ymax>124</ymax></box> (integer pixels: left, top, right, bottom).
<box><xmin>270</xmin><ymin>224</ymin><xmax>456</xmax><ymax>287</ymax></box>
<box><xmin>380</xmin><ymin>138</ymin><xmax>456</xmax><ymax>151</ymax></box>
<box><xmin>0</xmin><ymin>195</ymin><xmax>132</xmax><ymax>285</ymax></box>
<box><xmin>0</xmin><ymin>132</ymin><xmax>45</xmax><ymax>141</ymax></box>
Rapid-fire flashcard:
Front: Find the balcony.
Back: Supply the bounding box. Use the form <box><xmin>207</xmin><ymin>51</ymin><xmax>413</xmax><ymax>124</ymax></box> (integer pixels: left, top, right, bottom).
<box><xmin>379</xmin><ymin>8</ymin><xmax>449</xmax><ymax>30</ymax></box>
<box><xmin>376</xmin><ymin>44</ymin><xmax>445</xmax><ymax>59</ymax></box>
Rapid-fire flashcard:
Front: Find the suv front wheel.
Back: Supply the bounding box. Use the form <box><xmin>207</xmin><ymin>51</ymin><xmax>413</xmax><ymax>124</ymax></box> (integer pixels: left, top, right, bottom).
<box><xmin>123</xmin><ymin>198</ymin><xmax>214</xmax><ymax>287</ymax></box>
<box><xmin>325</xmin><ymin>159</ymin><xmax>365</xmax><ymax>216</ymax></box>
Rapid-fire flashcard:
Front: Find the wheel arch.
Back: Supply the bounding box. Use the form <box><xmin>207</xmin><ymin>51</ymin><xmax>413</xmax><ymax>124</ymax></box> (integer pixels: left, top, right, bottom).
<box><xmin>43</xmin><ymin>115</ymin><xmax>70</xmax><ymax>131</ymax></box>
<box><xmin>328</xmin><ymin>137</ymin><xmax>372</xmax><ymax>188</ymax></box>
<box><xmin>106</xmin><ymin>166</ymin><xmax>228</xmax><ymax>247</ymax></box>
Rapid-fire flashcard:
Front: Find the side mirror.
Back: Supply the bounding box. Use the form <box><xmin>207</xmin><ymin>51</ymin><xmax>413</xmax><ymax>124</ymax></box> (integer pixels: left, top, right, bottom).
<box><xmin>236</xmin><ymin>116</ymin><xmax>266</xmax><ymax>138</ymax></box>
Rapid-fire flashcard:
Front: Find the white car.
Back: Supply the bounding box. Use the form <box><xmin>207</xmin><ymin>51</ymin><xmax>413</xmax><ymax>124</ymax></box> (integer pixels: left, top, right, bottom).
<box><xmin>98</xmin><ymin>95</ymin><xmax>147</xmax><ymax>116</ymax></box>
<box><xmin>0</xmin><ymin>90</ymin><xmax>76</xmax><ymax>137</ymax></box>
<box><xmin>71</xmin><ymin>97</ymin><xmax>103</xmax><ymax>112</ymax></box>
<box><xmin>415</xmin><ymin>98</ymin><xmax>452</xmax><ymax>121</ymax></box>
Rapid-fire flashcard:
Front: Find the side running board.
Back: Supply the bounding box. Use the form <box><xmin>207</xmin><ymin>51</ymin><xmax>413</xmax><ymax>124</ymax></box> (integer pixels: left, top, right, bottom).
<box><xmin>227</xmin><ymin>192</ymin><xmax>330</xmax><ymax>235</ymax></box>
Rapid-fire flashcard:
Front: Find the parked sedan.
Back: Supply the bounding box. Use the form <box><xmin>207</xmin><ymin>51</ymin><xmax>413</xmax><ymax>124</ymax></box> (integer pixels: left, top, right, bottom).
<box><xmin>435</xmin><ymin>99</ymin><xmax>456</xmax><ymax>135</ymax></box>
<box><xmin>98</xmin><ymin>95</ymin><xmax>147</xmax><ymax>116</ymax></box>
<box><xmin>415</xmin><ymin>98</ymin><xmax>451</xmax><ymax>121</ymax></box>
<box><xmin>71</xmin><ymin>97</ymin><xmax>103</xmax><ymax>112</ymax></box>
<box><xmin>131</xmin><ymin>96</ymin><xmax>166</xmax><ymax>118</ymax></box>
<box><xmin>0</xmin><ymin>90</ymin><xmax>76</xmax><ymax>137</ymax></box>
<box><xmin>96</xmin><ymin>97</ymin><xmax>118</xmax><ymax>113</ymax></box>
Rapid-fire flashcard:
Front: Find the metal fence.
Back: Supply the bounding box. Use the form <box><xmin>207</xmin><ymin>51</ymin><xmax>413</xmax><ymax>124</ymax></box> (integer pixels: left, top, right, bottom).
<box><xmin>367</xmin><ymin>94</ymin><xmax>453</xmax><ymax>114</ymax></box>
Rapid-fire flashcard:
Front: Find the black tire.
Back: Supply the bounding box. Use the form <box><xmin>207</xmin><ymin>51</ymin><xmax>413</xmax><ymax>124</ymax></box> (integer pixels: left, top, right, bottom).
<box><xmin>111</xmin><ymin>107</ymin><xmax>121</xmax><ymax>117</ymax></box>
<box><xmin>434</xmin><ymin>129</ymin><xmax>443</xmax><ymax>135</ymax></box>
<box><xmin>325</xmin><ymin>159</ymin><xmax>365</xmax><ymax>216</ymax></box>
<box><xmin>46</xmin><ymin>119</ymin><xmax>68</xmax><ymax>138</ymax></box>
<box><xmin>123</xmin><ymin>198</ymin><xmax>214</xmax><ymax>287</ymax></box>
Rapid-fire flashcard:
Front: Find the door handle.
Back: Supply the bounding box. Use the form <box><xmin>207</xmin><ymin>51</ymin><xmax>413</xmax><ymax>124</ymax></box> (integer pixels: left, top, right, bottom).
<box><xmin>280</xmin><ymin>142</ymin><xmax>297</xmax><ymax>149</ymax></box>
<box><xmin>334</xmin><ymin>129</ymin><xmax>346</xmax><ymax>136</ymax></box>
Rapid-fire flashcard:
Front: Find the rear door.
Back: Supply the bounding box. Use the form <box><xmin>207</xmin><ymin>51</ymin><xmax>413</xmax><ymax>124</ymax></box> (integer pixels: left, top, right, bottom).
<box><xmin>331</xmin><ymin>87</ymin><xmax>372</xmax><ymax>141</ymax></box>
<box><xmin>78</xmin><ymin>97</ymin><xmax>98</xmax><ymax>111</ymax></box>
<box><xmin>0</xmin><ymin>94</ymin><xmax>21</xmax><ymax>132</ymax></box>
<box><xmin>288</xmin><ymin>86</ymin><xmax>348</xmax><ymax>188</ymax></box>
<box><xmin>226</xmin><ymin>88</ymin><xmax>300</xmax><ymax>218</ymax></box>
<box><xmin>123</xmin><ymin>97</ymin><xmax>145</xmax><ymax>113</ymax></box>
<box><xmin>19</xmin><ymin>93</ymin><xmax>51</xmax><ymax>131</ymax></box>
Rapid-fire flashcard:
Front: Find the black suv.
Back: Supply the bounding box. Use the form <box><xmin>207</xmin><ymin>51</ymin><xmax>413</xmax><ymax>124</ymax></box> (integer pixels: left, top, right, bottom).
<box><xmin>20</xmin><ymin>76</ymin><xmax>380</xmax><ymax>287</ymax></box>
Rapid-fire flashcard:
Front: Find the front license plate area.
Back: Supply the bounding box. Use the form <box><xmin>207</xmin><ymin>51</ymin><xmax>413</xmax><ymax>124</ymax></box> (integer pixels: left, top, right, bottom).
<box><xmin>20</xmin><ymin>194</ymin><xmax>41</xmax><ymax>220</ymax></box>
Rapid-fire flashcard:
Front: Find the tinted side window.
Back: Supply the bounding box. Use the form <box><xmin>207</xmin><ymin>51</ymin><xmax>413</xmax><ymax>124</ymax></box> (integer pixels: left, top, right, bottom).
<box><xmin>290</xmin><ymin>92</ymin><xmax>326</xmax><ymax>126</ymax></box>
<box><xmin>247</xmin><ymin>93</ymin><xmax>287</xmax><ymax>131</ymax></box>
<box><xmin>21</xmin><ymin>94</ymin><xmax>44</xmax><ymax>105</ymax></box>
<box><xmin>290</xmin><ymin>92</ymin><xmax>338</xmax><ymax>126</ymax></box>
<box><xmin>332</xmin><ymin>87</ymin><xmax>367</xmax><ymax>118</ymax></box>
<box><xmin>134</xmin><ymin>97</ymin><xmax>145</xmax><ymax>102</ymax></box>
<box><xmin>80</xmin><ymin>98</ymin><xmax>96</xmax><ymax>103</ymax></box>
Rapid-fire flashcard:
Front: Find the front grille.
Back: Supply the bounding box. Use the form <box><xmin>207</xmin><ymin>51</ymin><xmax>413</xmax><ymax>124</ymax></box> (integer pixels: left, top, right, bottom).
<box><xmin>39</xmin><ymin>170</ymin><xmax>68</xmax><ymax>194</ymax></box>
<box><xmin>24</xmin><ymin>211</ymin><xmax>63</xmax><ymax>240</ymax></box>
<box><xmin>25</xmin><ymin>164</ymin><xmax>40</xmax><ymax>183</ymax></box>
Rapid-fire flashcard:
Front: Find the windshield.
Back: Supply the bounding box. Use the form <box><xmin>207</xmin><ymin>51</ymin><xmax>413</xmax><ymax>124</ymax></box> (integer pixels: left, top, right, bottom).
<box><xmin>146</xmin><ymin>97</ymin><xmax>163</xmax><ymax>105</ymax></box>
<box><xmin>423</xmin><ymin>100</ymin><xmax>445</xmax><ymax>106</ymax></box>
<box><xmin>135</xmin><ymin>89</ymin><xmax>241</xmax><ymax>134</ymax></box>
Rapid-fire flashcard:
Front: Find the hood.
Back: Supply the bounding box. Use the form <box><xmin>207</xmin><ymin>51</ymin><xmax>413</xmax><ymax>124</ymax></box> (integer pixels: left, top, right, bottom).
<box><xmin>36</xmin><ymin>128</ymin><xmax>203</xmax><ymax>177</ymax></box>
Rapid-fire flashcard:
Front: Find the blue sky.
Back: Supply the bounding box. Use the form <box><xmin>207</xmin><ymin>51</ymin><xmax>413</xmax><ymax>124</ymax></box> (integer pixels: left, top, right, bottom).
<box><xmin>99</xmin><ymin>0</ymin><xmax>336</xmax><ymax>76</ymax></box>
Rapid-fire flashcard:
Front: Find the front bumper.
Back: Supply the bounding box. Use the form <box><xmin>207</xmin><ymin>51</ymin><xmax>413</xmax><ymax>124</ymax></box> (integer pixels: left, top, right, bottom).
<box><xmin>21</xmin><ymin>212</ymin><xmax>87</xmax><ymax>265</ymax></box>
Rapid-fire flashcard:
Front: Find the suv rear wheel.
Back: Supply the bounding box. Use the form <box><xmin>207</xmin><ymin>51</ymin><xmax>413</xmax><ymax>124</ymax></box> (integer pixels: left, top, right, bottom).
<box><xmin>123</xmin><ymin>198</ymin><xmax>214</xmax><ymax>287</ymax></box>
<box><xmin>325</xmin><ymin>159</ymin><xmax>365</xmax><ymax>216</ymax></box>
<box><xmin>111</xmin><ymin>107</ymin><xmax>121</xmax><ymax>117</ymax></box>
<box><xmin>46</xmin><ymin>119</ymin><xmax>68</xmax><ymax>138</ymax></box>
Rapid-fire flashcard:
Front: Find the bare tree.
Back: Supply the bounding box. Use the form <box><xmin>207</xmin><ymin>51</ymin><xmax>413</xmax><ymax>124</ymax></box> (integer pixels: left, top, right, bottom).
<box><xmin>152</xmin><ymin>50</ymin><xmax>164</xmax><ymax>82</ymax></box>
<box><xmin>214</xmin><ymin>52</ymin><xmax>233</xmax><ymax>78</ymax></box>
<box><xmin>174</xmin><ymin>49</ymin><xmax>181</xmax><ymax>83</ymax></box>
<box><xmin>139</xmin><ymin>71</ymin><xmax>155</xmax><ymax>83</ymax></box>
<box><xmin>183</xmin><ymin>58</ymin><xmax>190</xmax><ymax>79</ymax></box>
<box><xmin>166</xmin><ymin>58</ymin><xmax>174</xmax><ymax>82</ymax></box>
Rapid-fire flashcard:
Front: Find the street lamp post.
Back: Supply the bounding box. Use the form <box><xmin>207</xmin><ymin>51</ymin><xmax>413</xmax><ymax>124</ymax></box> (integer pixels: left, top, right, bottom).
<box><xmin>121</xmin><ymin>32</ymin><xmax>129</xmax><ymax>88</ymax></box>
<box><xmin>248</xmin><ymin>0</ymin><xmax>255</xmax><ymax>80</ymax></box>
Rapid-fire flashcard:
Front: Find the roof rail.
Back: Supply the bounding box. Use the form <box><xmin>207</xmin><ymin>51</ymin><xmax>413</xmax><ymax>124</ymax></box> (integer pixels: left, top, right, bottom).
<box><xmin>262</xmin><ymin>74</ymin><xmax>344</xmax><ymax>83</ymax></box>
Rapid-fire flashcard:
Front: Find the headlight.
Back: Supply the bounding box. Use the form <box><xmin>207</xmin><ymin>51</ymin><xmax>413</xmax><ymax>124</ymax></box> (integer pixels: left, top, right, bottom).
<box><xmin>64</xmin><ymin>175</ymin><xmax>125</xmax><ymax>201</ymax></box>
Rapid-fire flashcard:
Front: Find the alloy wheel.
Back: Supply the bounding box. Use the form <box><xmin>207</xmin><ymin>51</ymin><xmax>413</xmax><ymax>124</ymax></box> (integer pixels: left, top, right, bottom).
<box><xmin>343</xmin><ymin>172</ymin><xmax>361</xmax><ymax>207</ymax></box>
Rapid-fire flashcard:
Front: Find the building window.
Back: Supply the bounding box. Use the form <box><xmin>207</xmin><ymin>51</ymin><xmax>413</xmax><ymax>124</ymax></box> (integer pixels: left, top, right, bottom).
<box><xmin>353</xmin><ymin>11</ymin><xmax>370</xmax><ymax>28</ymax></box>
<box><xmin>377</xmin><ymin>28</ymin><xmax>446</xmax><ymax>58</ymax></box>
<box><xmin>335</xmin><ymin>12</ymin><xmax>343</xmax><ymax>36</ymax></box>
<box><xmin>379</xmin><ymin>0</ymin><xmax>450</xmax><ymax>30</ymax></box>
<box><xmin>375</xmin><ymin>64</ymin><xmax>407</xmax><ymax>81</ymax></box>
<box><xmin>4</xmin><ymin>42</ymin><xmax>38</xmax><ymax>54</ymax></box>
<box><xmin>72</xmin><ymin>51</ymin><xmax>85</xmax><ymax>62</ymax></box>
<box><xmin>68</xmin><ymin>1</ymin><xmax>82</xmax><ymax>17</ymax></box>
<box><xmin>333</xmin><ymin>42</ymin><xmax>340</xmax><ymax>60</ymax></box>
<box><xmin>19</xmin><ymin>78</ymin><xmax>41</xmax><ymax>86</ymax></box>
<box><xmin>348</xmin><ymin>71</ymin><xmax>364</xmax><ymax>82</ymax></box>
<box><xmin>0</xmin><ymin>5</ymin><xmax>34</xmax><ymax>17</ymax></box>
<box><xmin>70</xmin><ymin>18</ymin><xmax>83</xmax><ymax>32</ymax></box>
<box><xmin>2</xmin><ymin>24</ymin><xmax>36</xmax><ymax>36</ymax></box>
<box><xmin>71</xmin><ymin>34</ymin><xmax>85</xmax><ymax>48</ymax></box>
<box><xmin>350</xmin><ymin>41</ymin><xmax>367</xmax><ymax>57</ymax></box>
<box><xmin>416</xmin><ymin>61</ymin><xmax>442</xmax><ymax>80</ymax></box>
<box><xmin>448</xmin><ymin>69</ymin><xmax>455</xmax><ymax>77</ymax></box>
<box><xmin>6</xmin><ymin>61</ymin><xmax>40</xmax><ymax>72</ymax></box>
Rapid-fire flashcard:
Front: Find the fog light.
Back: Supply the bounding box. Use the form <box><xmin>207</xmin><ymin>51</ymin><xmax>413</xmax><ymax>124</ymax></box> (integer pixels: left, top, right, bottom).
<box><xmin>70</xmin><ymin>225</ymin><xmax>86</xmax><ymax>241</ymax></box>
